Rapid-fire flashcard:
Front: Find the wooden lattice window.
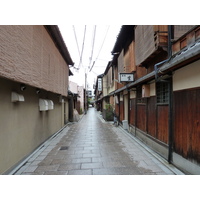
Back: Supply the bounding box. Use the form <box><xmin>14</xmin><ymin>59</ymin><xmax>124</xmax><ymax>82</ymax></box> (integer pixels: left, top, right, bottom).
<box><xmin>156</xmin><ymin>81</ymin><xmax>169</xmax><ymax>104</ymax></box>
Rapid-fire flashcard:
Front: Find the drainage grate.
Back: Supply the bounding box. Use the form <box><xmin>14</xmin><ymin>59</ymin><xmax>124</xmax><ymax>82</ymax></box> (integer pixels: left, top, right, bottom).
<box><xmin>60</xmin><ymin>146</ymin><xmax>69</xmax><ymax>150</ymax></box>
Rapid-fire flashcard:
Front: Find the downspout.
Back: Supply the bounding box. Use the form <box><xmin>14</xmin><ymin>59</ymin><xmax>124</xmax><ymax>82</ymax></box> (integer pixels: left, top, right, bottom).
<box><xmin>154</xmin><ymin>25</ymin><xmax>173</xmax><ymax>163</ymax></box>
<box><xmin>128</xmin><ymin>90</ymin><xmax>130</xmax><ymax>130</ymax></box>
<box><xmin>135</xmin><ymin>86</ymin><xmax>138</xmax><ymax>136</ymax></box>
<box><xmin>168</xmin><ymin>77</ymin><xmax>173</xmax><ymax>163</ymax></box>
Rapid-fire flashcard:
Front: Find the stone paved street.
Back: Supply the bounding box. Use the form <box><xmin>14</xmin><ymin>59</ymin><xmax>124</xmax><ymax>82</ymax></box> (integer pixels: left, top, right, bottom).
<box><xmin>14</xmin><ymin>107</ymin><xmax>183</xmax><ymax>175</ymax></box>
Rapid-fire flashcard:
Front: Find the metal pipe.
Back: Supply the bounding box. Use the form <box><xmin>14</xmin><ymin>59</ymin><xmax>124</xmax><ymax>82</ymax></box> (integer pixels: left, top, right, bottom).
<box><xmin>168</xmin><ymin>77</ymin><xmax>173</xmax><ymax>163</ymax></box>
<box><xmin>154</xmin><ymin>26</ymin><xmax>174</xmax><ymax>163</ymax></box>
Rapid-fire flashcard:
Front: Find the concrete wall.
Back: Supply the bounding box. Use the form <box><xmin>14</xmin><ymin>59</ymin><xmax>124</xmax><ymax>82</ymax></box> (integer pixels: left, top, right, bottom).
<box><xmin>0</xmin><ymin>25</ymin><xmax>69</xmax><ymax>96</ymax></box>
<box><xmin>0</xmin><ymin>77</ymin><xmax>67</xmax><ymax>174</ymax></box>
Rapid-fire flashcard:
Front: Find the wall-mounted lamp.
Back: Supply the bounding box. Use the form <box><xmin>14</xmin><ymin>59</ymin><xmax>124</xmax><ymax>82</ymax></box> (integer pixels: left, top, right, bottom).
<box><xmin>20</xmin><ymin>84</ymin><xmax>26</xmax><ymax>91</ymax></box>
<box><xmin>36</xmin><ymin>88</ymin><xmax>41</xmax><ymax>94</ymax></box>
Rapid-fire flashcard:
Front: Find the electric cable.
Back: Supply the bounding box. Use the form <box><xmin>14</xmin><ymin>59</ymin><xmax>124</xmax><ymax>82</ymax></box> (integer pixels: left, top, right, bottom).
<box><xmin>88</xmin><ymin>25</ymin><xmax>96</xmax><ymax>68</ymax></box>
<box><xmin>89</xmin><ymin>25</ymin><xmax>110</xmax><ymax>72</ymax></box>
<box><xmin>73</xmin><ymin>25</ymin><xmax>81</xmax><ymax>59</ymax></box>
<box><xmin>78</xmin><ymin>25</ymin><xmax>87</xmax><ymax>69</ymax></box>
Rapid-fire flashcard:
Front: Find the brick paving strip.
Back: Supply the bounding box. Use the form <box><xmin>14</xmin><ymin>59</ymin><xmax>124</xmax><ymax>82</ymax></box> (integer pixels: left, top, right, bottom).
<box><xmin>13</xmin><ymin>108</ymin><xmax>184</xmax><ymax>175</ymax></box>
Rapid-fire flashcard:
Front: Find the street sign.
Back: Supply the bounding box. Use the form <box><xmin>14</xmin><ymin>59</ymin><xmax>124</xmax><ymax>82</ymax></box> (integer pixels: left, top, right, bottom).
<box><xmin>119</xmin><ymin>73</ymin><xmax>134</xmax><ymax>82</ymax></box>
<box><xmin>98</xmin><ymin>78</ymin><xmax>102</xmax><ymax>91</ymax></box>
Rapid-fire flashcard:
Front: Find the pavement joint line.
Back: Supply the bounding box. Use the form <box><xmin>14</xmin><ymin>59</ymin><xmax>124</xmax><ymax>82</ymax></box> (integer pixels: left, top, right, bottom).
<box><xmin>115</xmin><ymin>125</ymin><xmax>185</xmax><ymax>175</ymax></box>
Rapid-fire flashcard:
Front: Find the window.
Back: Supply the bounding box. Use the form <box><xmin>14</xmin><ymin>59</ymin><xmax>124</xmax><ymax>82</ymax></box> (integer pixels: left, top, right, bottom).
<box><xmin>156</xmin><ymin>81</ymin><xmax>169</xmax><ymax>104</ymax></box>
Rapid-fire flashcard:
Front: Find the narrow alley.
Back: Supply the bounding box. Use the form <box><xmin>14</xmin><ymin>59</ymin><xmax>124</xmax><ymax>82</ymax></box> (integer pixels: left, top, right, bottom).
<box><xmin>13</xmin><ymin>108</ymin><xmax>183</xmax><ymax>175</ymax></box>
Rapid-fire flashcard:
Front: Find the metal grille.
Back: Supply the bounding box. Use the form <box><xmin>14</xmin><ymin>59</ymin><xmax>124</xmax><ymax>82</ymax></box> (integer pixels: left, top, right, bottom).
<box><xmin>60</xmin><ymin>146</ymin><xmax>69</xmax><ymax>150</ymax></box>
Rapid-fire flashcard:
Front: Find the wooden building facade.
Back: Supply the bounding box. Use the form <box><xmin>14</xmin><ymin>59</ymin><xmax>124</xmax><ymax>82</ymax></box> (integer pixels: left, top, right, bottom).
<box><xmin>95</xmin><ymin>25</ymin><xmax>200</xmax><ymax>174</ymax></box>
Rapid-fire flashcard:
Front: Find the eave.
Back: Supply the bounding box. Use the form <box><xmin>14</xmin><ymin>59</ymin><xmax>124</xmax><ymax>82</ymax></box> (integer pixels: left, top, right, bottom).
<box><xmin>44</xmin><ymin>25</ymin><xmax>74</xmax><ymax>66</ymax></box>
<box><xmin>113</xmin><ymin>39</ymin><xmax>200</xmax><ymax>94</ymax></box>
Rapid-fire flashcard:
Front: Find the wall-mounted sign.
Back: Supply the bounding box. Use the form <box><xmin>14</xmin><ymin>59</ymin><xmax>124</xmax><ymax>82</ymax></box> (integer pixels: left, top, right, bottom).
<box><xmin>119</xmin><ymin>73</ymin><xmax>134</xmax><ymax>82</ymax></box>
<box><xmin>98</xmin><ymin>78</ymin><xmax>102</xmax><ymax>91</ymax></box>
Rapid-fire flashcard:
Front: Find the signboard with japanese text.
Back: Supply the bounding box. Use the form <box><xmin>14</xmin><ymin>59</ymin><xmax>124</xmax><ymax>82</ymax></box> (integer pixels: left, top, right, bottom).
<box><xmin>98</xmin><ymin>78</ymin><xmax>102</xmax><ymax>91</ymax></box>
<box><xmin>119</xmin><ymin>73</ymin><xmax>134</xmax><ymax>82</ymax></box>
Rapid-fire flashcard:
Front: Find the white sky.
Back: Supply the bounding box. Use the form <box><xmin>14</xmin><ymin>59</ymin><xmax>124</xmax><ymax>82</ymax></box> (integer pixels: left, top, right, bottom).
<box><xmin>59</xmin><ymin>25</ymin><xmax>121</xmax><ymax>90</ymax></box>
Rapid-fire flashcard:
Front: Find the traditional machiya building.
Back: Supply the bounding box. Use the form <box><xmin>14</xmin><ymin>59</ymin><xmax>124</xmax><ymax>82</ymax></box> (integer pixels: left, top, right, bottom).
<box><xmin>0</xmin><ymin>25</ymin><xmax>74</xmax><ymax>174</ymax></box>
<box><xmin>96</xmin><ymin>25</ymin><xmax>200</xmax><ymax>174</ymax></box>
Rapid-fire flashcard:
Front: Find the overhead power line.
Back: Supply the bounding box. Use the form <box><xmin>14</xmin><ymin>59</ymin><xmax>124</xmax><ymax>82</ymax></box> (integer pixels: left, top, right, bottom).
<box><xmin>78</xmin><ymin>25</ymin><xmax>87</xmax><ymax>69</ymax></box>
<box><xmin>89</xmin><ymin>25</ymin><xmax>110</xmax><ymax>72</ymax></box>
<box><xmin>88</xmin><ymin>25</ymin><xmax>96</xmax><ymax>69</ymax></box>
<box><xmin>73</xmin><ymin>25</ymin><xmax>81</xmax><ymax>58</ymax></box>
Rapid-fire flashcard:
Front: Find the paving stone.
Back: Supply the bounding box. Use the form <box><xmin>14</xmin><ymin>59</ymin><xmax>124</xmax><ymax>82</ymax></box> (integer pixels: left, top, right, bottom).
<box><xmin>23</xmin><ymin>165</ymin><xmax>38</xmax><ymax>173</ymax></box>
<box><xmin>58</xmin><ymin>164</ymin><xmax>81</xmax><ymax>171</ymax></box>
<box><xmin>71</xmin><ymin>158</ymin><xmax>92</xmax><ymax>164</ymax></box>
<box><xmin>51</xmin><ymin>158</ymin><xmax>72</xmax><ymax>165</ymax></box>
<box><xmin>44</xmin><ymin>171</ymin><xmax>68</xmax><ymax>175</ymax></box>
<box><xmin>81</xmin><ymin>162</ymin><xmax>103</xmax><ymax>169</ymax></box>
<box><xmin>14</xmin><ymin>108</ymin><xmax>180</xmax><ymax>175</ymax></box>
<box><xmin>35</xmin><ymin>165</ymin><xmax>60</xmax><ymax>172</ymax></box>
<box><xmin>68</xmin><ymin>169</ymin><xmax>92</xmax><ymax>175</ymax></box>
<box><xmin>82</xmin><ymin>153</ymin><xmax>101</xmax><ymax>158</ymax></box>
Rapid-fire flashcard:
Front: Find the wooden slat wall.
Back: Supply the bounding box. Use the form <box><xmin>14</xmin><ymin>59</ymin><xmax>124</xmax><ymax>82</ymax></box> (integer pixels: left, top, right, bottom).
<box><xmin>124</xmin><ymin>49</ymin><xmax>130</xmax><ymax>72</ymax></box>
<box><xmin>124</xmin><ymin>41</ymin><xmax>136</xmax><ymax>73</ymax></box>
<box><xmin>119</xmin><ymin>101</ymin><xmax>124</xmax><ymax>122</ymax></box>
<box><xmin>135</xmin><ymin>25</ymin><xmax>156</xmax><ymax>66</ymax></box>
<box><xmin>172</xmin><ymin>26</ymin><xmax>199</xmax><ymax>55</ymax></box>
<box><xmin>115</xmin><ymin>101</ymin><xmax>119</xmax><ymax>117</ymax></box>
<box><xmin>134</xmin><ymin>66</ymin><xmax>147</xmax><ymax>80</ymax></box>
<box><xmin>157</xmin><ymin>106</ymin><xmax>168</xmax><ymax>144</ymax></box>
<box><xmin>174</xmin><ymin>25</ymin><xmax>195</xmax><ymax>40</ymax></box>
<box><xmin>147</xmin><ymin>97</ymin><xmax>156</xmax><ymax>138</ymax></box>
<box><xmin>174</xmin><ymin>88</ymin><xmax>200</xmax><ymax>163</ymax></box>
<box><xmin>129</xmin><ymin>98</ymin><xmax>135</xmax><ymax>125</ymax></box>
<box><xmin>136</xmin><ymin>105</ymin><xmax>146</xmax><ymax>132</ymax></box>
<box><xmin>130</xmin><ymin>96</ymin><xmax>168</xmax><ymax>145</ymax></box>
<box><xmin>129</xmin><ymin>41</ymin><xmax>136</xmax><ymax>72</ymax></box>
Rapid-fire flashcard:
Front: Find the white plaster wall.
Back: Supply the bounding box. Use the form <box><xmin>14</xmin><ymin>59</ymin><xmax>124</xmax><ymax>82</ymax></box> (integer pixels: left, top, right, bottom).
<box><xmin>173</xmin><ymin>59</ymin><xmax>200</xmax><ymax>91</ymax></box>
